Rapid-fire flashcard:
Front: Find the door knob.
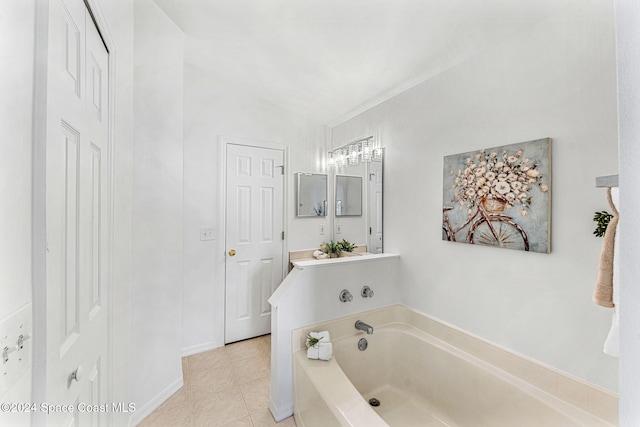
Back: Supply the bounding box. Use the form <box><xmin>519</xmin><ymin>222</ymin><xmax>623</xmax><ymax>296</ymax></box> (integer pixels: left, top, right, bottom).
<box><xmin>69</xmin><ymin>366</ymin><xmax>83</xmax><ymax>382</ymax></box>
<box><xmin>228</xmin><ymin>249</ymin><xmax>236</xmax><ymax>257</ymax></box>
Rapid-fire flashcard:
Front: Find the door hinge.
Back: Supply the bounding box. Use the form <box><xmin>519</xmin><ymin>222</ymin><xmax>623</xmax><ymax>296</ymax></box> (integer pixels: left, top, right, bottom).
<box><xmin>369</xmin><ymin>227</ymin><xmax>372</xmax><ymax>235</ymax></box>
<box><xmin>282</xmin><ymin>231</ymin><xmax>285</xmax><ymax>240</ymax></box>
<box><xmin>277</xmin><ymin>165</ymin><xmax>285</xmax><ymax>175</ymax></box>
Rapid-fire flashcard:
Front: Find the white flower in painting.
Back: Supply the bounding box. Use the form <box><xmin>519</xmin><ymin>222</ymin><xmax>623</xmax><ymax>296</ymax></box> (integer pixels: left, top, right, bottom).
<box><xmin>495</xmin><ymin>161</ymin><xmax>504</xmax><ymax>168</ymax></box>
<box><xmin>518</xmin><ymin>192</ymin><xmax>528</xmax><ymax>200</ymax></box>
<box><xmin>475</xmin><ymin>167</ymin><xmax>486</xmax><ymax>176</ymax></box>
<box><xmin>498</xmin><ymin>173</ymin><xmax>508</xmax><ymax>181</ymax></box>
<box><xmin>503</xmin><ymin>166</ymin><xmax>511</xmax><ymax>173</ymax></box>
<box><xmin>485</xmin><ymin>172</ymin><xmax>496</xmax><ymax>181</ymax></box>
<box><xmin>529</xmin><ymin>178</ymin><xmax>537</xmax><ymax>183</ymax></box>
<box><xmin>526</xmin><ymin>169</ymin><xmax>540</xmax><ymax>178</ymax></box>
<box><xmin>540</xmin><ymin>184</ymin><xmax>549</xmax><ymax>192</ymax></box>
<box><xmin>507</xmin><ymin>155</ymin><xmax>518</xmax><ymax>163</ymax></box>
<box><xmin>511</xmin><ymin>181</ymin><xmax>522</xmax><ymax>191</ymax></box>
<box><xmin>477</xmin><ymin>177</ymin><xmax>487</xmax><ymax>186</ymax></box>
<box><xmin>522</xmin><ymin>158</ymin><xmax>530</xmax><ymax>164</ymax></box>
<box><xmin>490</xmin><ymin>152</ymin><xmax>498</xmax><ymax>158</ymax></box>
<box><xmin>494</xmin><ymin>181</ymin><xmax>511</xmax><ymax>195</ymax></box>
<box><xmin>466</xmin><ymin>157</ymin><xmax>473</xmax><ymax>165</ymax></box>
<box><xmin>521</xmin><ymin>209</ymin><xmax>529</xmax><ymax>217</ymax></box>
<box><xmin>506</xmin><ymin>173</ymin><xmax>518</xmax><ymax>182</ymax></box>
<box><xmin>516</xmin><ymin>149</ymin><xmax>524</xmax><ymax>156</ymax></box>
<box><xmin>479</xmin><ymin>161</ymin><xmax>487</xmax><ymax>167</ymax></box>
<box><xmin>476</xmin><ymin>153</ymin><xmax>482</xmax><ymax>159</ymax></box>
<box><xmin>469</xmin><ymin>163</ymin><xmax>477</xmax><ymax>170</ymax></box>
<box><xmin>506</xmin><ymin>192</ymin><xmax>516</xmax><ymax>202</ymax></box>
<box><xmin>464</xmin><ymin>168</ymin><xmax>471</xmax><ymax>175</ymax></box>
<box><xmin>465</xmin><ymin>188</ymin><xmax>476</xmax><ymax>197</ymax></box>
<box><xmin>482</xmin><ymin>186</ymin><xmax>491</xmax><ymax>193</ymax></box>
<box><xmin>523</xmin><ymin>185</ymin><xmax>529</xmax><ymax>191</ymax></box>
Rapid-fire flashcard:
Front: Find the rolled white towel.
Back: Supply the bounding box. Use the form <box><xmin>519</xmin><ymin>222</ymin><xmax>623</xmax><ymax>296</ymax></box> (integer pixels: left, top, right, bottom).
<box><xmin>313</xmin><ymin>250</ymin><xmax>328</xmax><ymax>260</ymax></box>
<box><xmin>318</xmin><ymin>342</ymin><xmax>333</xmax><ymax>361</ymax></box>
<box><xmin>306</xmin><ymin>331</ymin><xmax>332</xmax><ymax>360</ymax></box>
<box><xmin>307</xmin><ymin>342</ymin><xmax>333</xmax><ymax>361</ymax></box>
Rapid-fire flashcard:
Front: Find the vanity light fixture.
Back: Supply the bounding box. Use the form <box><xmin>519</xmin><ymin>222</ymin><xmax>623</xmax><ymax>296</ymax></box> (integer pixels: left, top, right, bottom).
<box><xmin>328</xmin><ymin>136</ymin><xmax>383</xmax><ymax>168</ymax></box>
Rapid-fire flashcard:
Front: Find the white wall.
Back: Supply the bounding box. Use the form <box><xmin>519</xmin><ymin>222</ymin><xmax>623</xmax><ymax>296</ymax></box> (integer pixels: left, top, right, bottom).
<box><xmin>333</xmin><ymin>0</ymin><xmax>619</xmax><ymax>392</ymax></box>
<box><xmin>181</xmin><ymin>64</ymin><xmax>327</xmax><ymax>354</ymax></box>
<box><xmin>0</xmin><ymin>2</ymin><xmax>35</xmax><ymax>426</ymax></box>
<box><xmin>132</xmin><ymin>0</ymin><xmax>184</xmax><ymax>421</ymax></box>
<box><xmin>615</xmin><ymin>0</ymin><xmax>640</xmax><ymax>424</ymax></box>
<box><xmin>269</xmin><ymin>256</ymin><xmax>401</xmax><ymax>421</ymax></box>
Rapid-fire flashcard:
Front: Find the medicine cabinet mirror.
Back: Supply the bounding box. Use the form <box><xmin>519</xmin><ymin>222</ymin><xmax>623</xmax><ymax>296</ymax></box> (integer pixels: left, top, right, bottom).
<box><xmin>335</xmin><ymin>175</ymin><xmax>363</xmax><ymax>217</ymax></box>
<box><xmin>296</xmin><ymin>173</ymin><xmax>328</xmax><ymax>217</ymax></box>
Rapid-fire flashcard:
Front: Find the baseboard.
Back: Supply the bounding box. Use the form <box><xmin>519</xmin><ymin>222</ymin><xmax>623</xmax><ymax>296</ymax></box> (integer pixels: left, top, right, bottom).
<box><xmin>182</xmin><ymin>340</ymin><xmax>222</xmax><ymax>357</ymax></box>
<box><xmin>129</xmin><ymin>377</ymin><xmax>184</xmax><ymax>426</ymax></box>
<box><xmin>269</xmin><ymin>398</ymin><xmax>293</xmax><ymax>422</ymax></box>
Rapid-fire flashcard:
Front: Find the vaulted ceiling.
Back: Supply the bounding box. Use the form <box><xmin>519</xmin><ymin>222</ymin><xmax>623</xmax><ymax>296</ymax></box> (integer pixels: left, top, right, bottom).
<box><xmin>152</xmin><ymin>0</ymin><xmax>578</xmax><ymax>125</ymax></box>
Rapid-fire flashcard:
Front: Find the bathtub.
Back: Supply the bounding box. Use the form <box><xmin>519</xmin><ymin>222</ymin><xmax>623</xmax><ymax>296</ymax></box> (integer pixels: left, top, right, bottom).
<box><xmin>292</xmin><ymin>305</ymin><xmax>617</xmax><ymax>427</ymax></box>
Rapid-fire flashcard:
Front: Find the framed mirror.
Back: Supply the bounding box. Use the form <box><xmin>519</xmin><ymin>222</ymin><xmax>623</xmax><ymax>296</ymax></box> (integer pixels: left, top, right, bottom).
<box><xmin>296</xmin><ymin>173</ymin><xmax>328</xmax><ymax>217</ymax></box>
<box><xmin>335</xmin><ymin>175</ymin><xmax>363</xmax><ymax>217</ymax></box>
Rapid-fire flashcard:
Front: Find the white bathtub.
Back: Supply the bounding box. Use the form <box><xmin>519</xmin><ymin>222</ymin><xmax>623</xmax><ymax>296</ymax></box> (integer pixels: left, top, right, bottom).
<box><xmin>292</xmin><ymin>305</ymin><xmax>617</xmax><ymax>427</ymax></box>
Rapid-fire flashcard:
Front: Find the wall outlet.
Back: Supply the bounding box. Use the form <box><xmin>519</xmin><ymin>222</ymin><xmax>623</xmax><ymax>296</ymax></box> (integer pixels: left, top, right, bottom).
<box><xmin>0</xmin><ymin>304</ymin><xmax>31</xmax><ymax>397</ymax></box>
<box><xmin>200</xmin><ymin>227</ymin><xmax>215</xmax><ymax>241</ymax></box>
<box><xmin>319</xmin><ymin>225</ymin><xmax>325</xmax><ymax>235</ymax></box>
<box><xmin>336</xmin><ymin>224</ymin><xmax>342</xmax><ymax>234</ymax></box>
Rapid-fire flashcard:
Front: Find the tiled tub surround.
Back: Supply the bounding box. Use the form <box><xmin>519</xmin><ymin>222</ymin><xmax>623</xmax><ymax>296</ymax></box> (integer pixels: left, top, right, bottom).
<box><xmin>292</xmin><ymin>305</ymin><xmax>617</xmax><ymax>427</ymax></box>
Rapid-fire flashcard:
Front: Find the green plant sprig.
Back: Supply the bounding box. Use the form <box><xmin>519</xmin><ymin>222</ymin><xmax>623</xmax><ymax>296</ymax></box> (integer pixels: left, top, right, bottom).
<box><xmin>306</xmin><ymin>333</ymin><xmax>324</xmax><ymax>348</ymax></box>
<box><xmin>593</xmin><ymin>211</ymin><xmax>613</xmax><ymax>237</ymax></box>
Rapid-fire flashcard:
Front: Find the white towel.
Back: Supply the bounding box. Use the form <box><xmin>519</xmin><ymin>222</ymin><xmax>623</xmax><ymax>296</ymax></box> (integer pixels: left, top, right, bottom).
<box><xmin>604</xmin><ymin>188</ymin><xmax>620</xmax><ymax>357</ymax></box>
<box><xmin>306</xmin><ymin>331</ymin><xmax>332</xmax><ymax>360</ymax></box>
<box><xmin>313</xmin><ymin>250</ymin><xmax>328</xmax><ymax>260</ymax></box>
<box><xmin>307</xmin><ymin>342</ymin><xmax>333</xmax><ymax>361</ymax></box>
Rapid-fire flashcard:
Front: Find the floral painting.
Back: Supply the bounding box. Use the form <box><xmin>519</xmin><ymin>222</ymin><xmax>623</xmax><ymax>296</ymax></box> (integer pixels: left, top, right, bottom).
<box><xmin>442</xmin><ymin>138</ymin><xmax>551</xmax><ymax>253</ymax></box>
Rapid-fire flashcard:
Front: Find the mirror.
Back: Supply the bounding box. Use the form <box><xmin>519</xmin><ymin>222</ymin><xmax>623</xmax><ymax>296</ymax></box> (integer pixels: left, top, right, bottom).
<box><xmin>330</xmin><ymin>155</ymin><xmax>383</xmax><ymax>253</ymax></box>
<box><xmin>335</xmin><ymin>175</ymin><xmax>362</xmax><ymax>216</ymax></box>
<box><xmin>296</xmin><ymin>173</ymin><xmax>328</xmax><ymax>217</ymax></box>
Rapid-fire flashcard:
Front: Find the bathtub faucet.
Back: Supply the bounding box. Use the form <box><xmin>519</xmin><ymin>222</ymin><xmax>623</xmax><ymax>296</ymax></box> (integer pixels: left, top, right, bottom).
<box><xmin>355</xmin><ymin>320</ymin><xmax>374</xmax><ymax>335</ymax></box>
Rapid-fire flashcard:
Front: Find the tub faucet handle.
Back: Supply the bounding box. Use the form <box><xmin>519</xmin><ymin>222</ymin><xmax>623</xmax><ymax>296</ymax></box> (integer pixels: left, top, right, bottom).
<box><xmin>361</xmin><ymin>286</ymin><xmax>374</xmax><ymax>298</ymax></box>
<box><xmin>339</xmin><ymin>289</ymin><xmax>353</xmax><ymax>303</ymax></box>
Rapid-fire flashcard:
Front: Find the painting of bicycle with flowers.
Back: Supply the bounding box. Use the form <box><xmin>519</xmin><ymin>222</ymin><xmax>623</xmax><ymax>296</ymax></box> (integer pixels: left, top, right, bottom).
<box><xmin>442</xmin><ymin>138</ymin><xmax>551</xmax><ymax>253</ymax></box>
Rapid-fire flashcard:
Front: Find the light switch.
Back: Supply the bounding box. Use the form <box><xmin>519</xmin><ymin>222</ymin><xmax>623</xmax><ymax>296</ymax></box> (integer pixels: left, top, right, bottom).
<box><xmin>319</xmin><ymin>225</ymin><xmax>325</xmax><ymax>235</ymax></box>
<box><xmin>200</xmin><ymin>227</ymin><xmax>215</xmax><ymax>241</ymax></box>
<box><xmin>336</xmin><ymin>224</ymin><xmax>342</xmax><ymax>234</ymax></box>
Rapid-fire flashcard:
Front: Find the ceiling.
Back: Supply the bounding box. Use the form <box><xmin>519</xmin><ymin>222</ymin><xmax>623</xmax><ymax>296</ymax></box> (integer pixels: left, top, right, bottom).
<box><xmin>152</xmin><ymin>0</ymin><xmax>577</xmax><ymax>126</ymax></box>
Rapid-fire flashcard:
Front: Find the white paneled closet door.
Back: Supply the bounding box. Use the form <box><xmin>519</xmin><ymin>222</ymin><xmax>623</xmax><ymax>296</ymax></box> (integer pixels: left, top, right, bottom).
<box><xmin>45</xmin><ymin>0</ymin><xmax>110</xmax><ymax>425</ymax></box>
<box><xmin>225</xmin><ymin>144</ymin><xmax>284</xmax><ymax>344</ymax></box>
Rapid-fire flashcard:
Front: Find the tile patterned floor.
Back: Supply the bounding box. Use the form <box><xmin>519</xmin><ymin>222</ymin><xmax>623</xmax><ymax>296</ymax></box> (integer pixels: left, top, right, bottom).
<box><xmin>138</xmin><ymin>334</ymin><xmax>297</xmax><ymax>427</ymax></box>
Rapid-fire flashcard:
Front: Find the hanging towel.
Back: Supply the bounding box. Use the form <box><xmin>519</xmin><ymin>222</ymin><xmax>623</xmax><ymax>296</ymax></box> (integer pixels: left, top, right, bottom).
<box><xmin>593</xmin><ymin>187</ymin><xmax>619</xmax><ymax>308</ymax></box>
<box><xmin>604</xmin><ymin>188</ymin><xmax>620</xmax><ymax>357</ymax></box>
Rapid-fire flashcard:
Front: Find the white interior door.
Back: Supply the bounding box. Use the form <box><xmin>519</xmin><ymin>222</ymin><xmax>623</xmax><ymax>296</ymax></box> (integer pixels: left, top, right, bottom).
<box><xmin>45</xmin><ymin>0</ymin><xmax>110</xmax><ymax>425</ymax></box>
<box><xmin>367</xmin><ymin>160</ymin><xmax>383</xmax><ymax>253</ymax></box>
<box><xmin>225</xmin><ymin>144</ymin><xmax>284</xmax><ymax>344</ymax></box>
